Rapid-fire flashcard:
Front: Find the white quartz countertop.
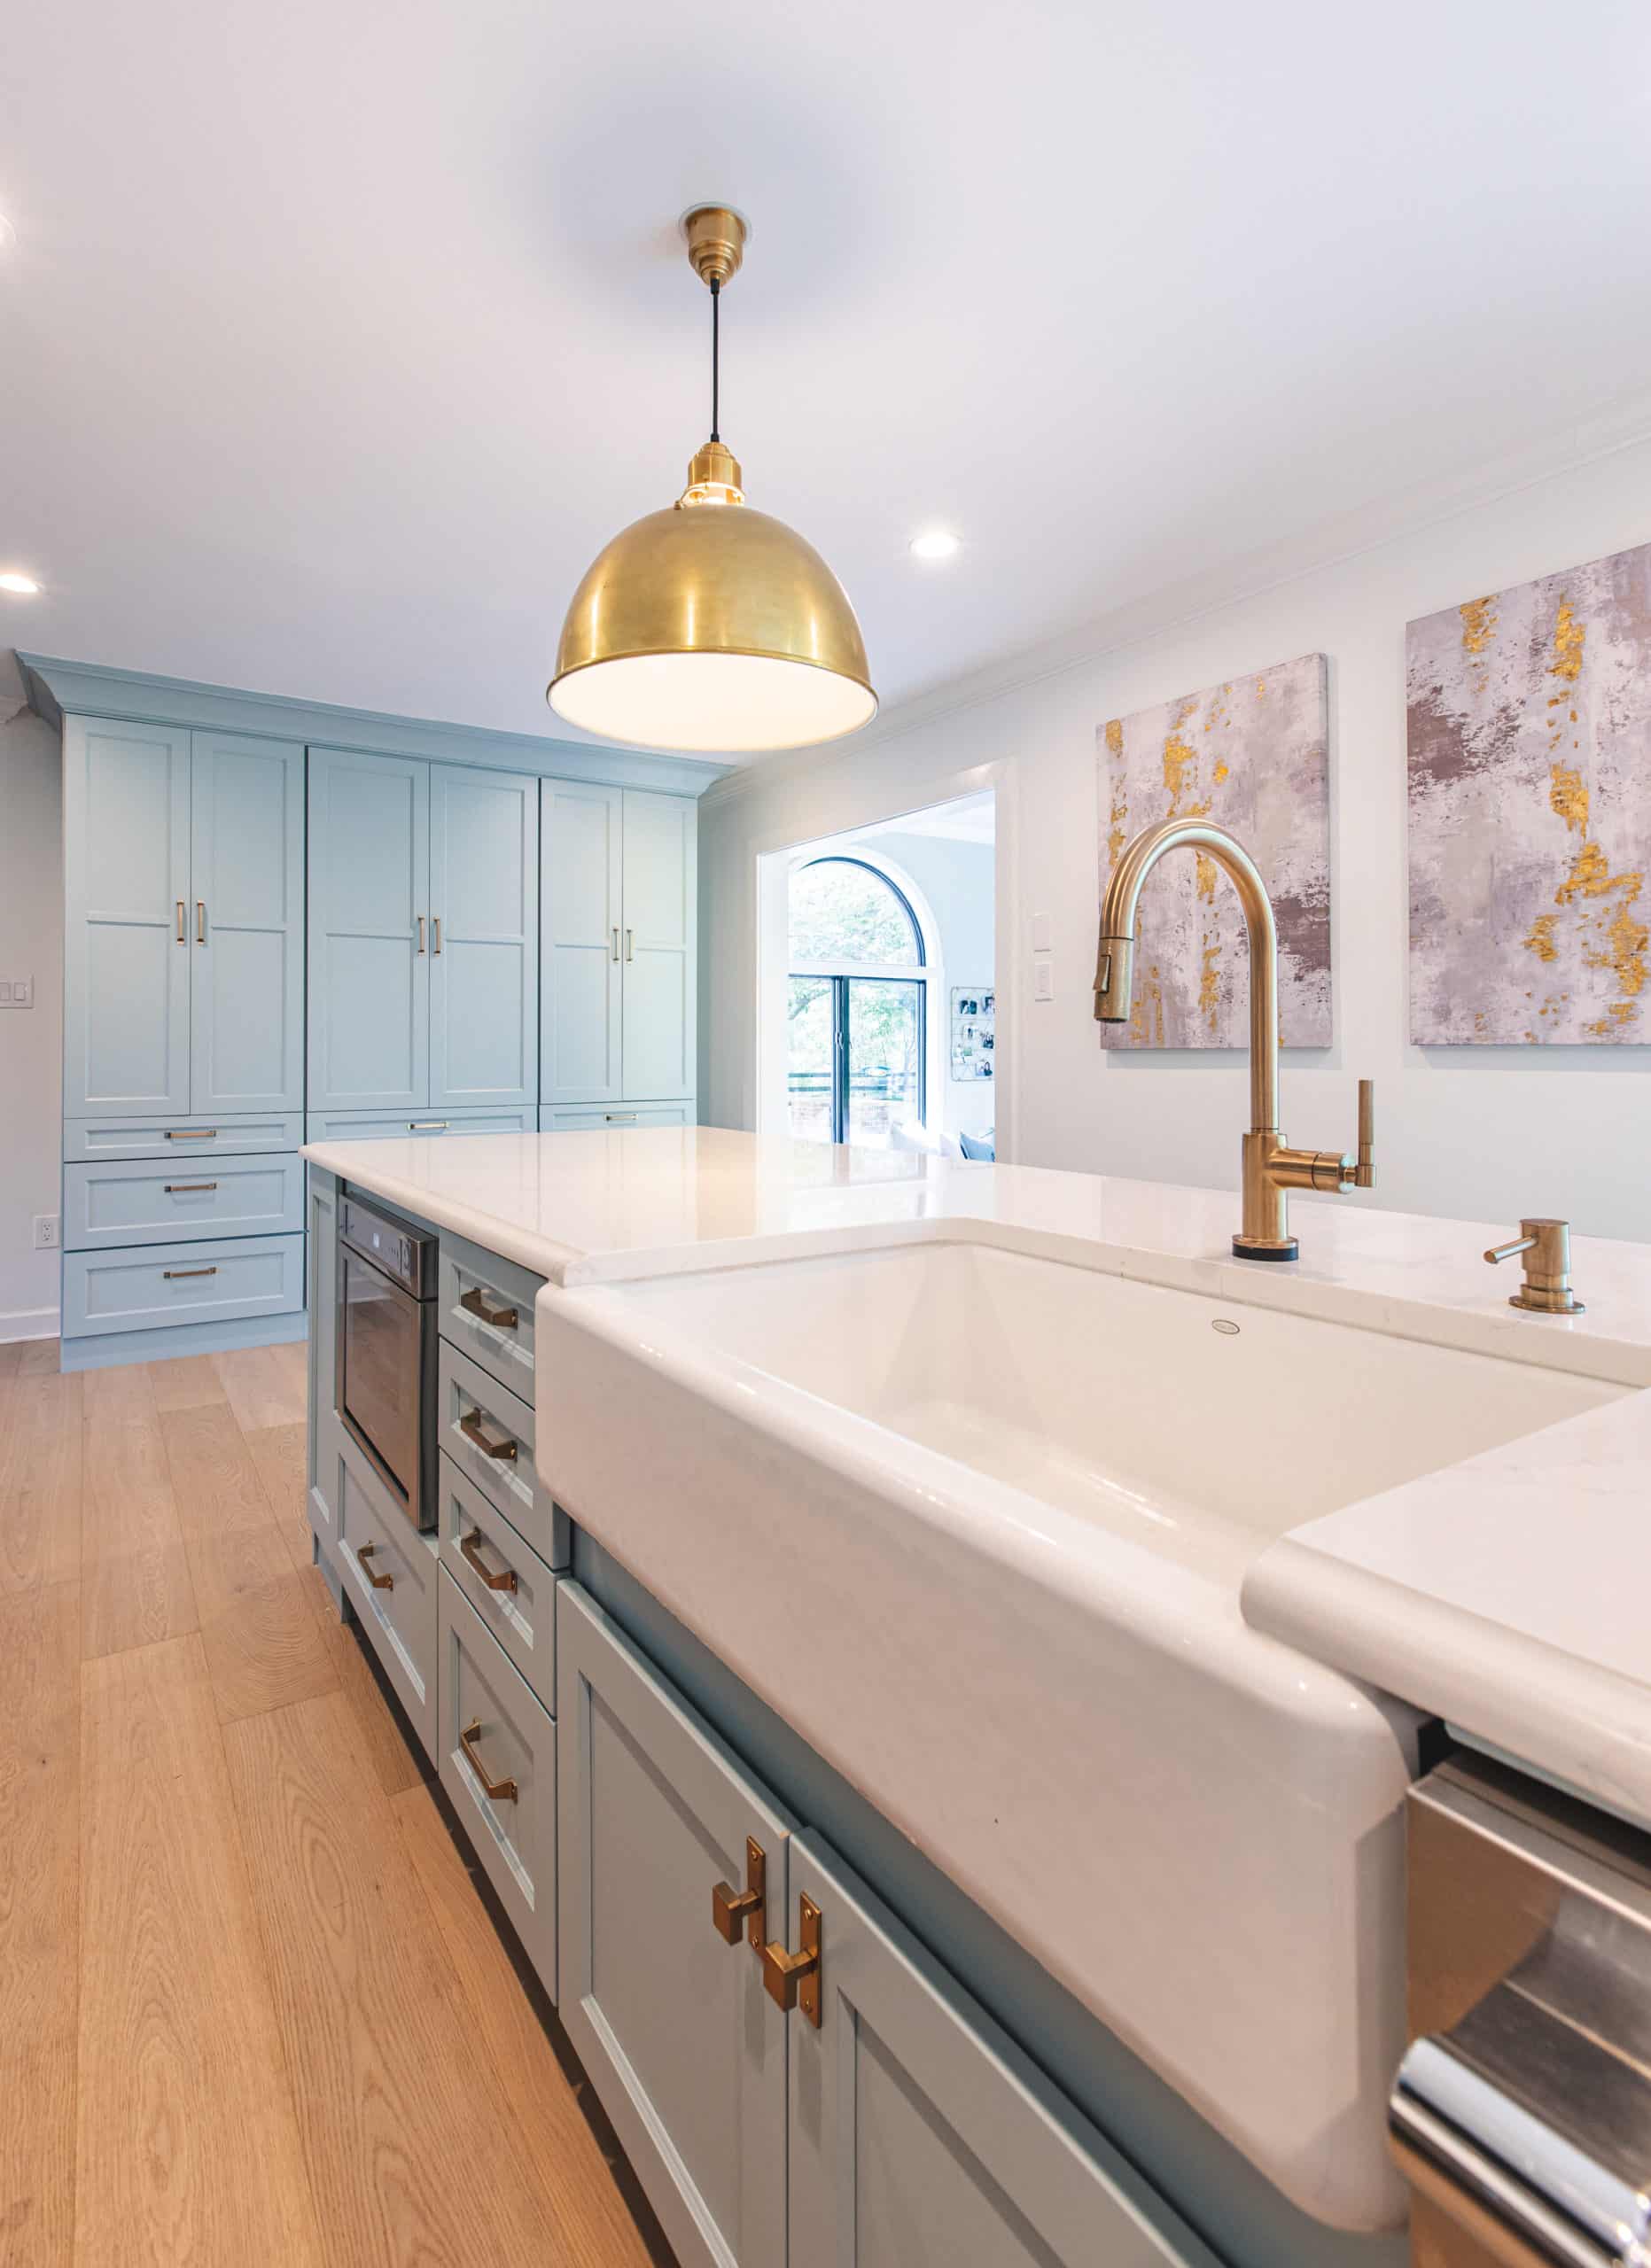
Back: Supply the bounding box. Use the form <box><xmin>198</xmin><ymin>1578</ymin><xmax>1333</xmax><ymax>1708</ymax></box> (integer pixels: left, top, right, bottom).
<box><xmin>304</xmin><ymin>1124</ymin><xmax>1651</xmax><ymax>1821</ymax></box>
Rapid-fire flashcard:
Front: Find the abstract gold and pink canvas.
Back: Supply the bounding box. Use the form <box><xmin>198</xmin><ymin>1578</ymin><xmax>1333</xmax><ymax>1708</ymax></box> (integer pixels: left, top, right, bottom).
<box><xmin>1095</xmin><ymin>652</ymin><xmax>1331</xmax><ymax>1049</ymax></box>
<box><xmin>1408</xmin><ymin>540</ymin><xmax>1651</xmax><ymax>1044</ymax></box>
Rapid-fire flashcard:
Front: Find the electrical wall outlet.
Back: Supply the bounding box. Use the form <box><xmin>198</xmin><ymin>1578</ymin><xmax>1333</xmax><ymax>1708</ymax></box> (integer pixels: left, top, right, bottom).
<box><xmin>34</xmin><ymin>1214</ymin><xmax>58</xmax><ymax>1250</ymax></box>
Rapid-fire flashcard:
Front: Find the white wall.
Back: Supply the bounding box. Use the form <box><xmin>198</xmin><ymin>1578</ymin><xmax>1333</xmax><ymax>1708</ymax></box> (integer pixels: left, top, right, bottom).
<box><xmin>867</xmin><ymin>830</ymin><xmax>996</xmax><ymax>1143</ymax></box>
<box><xmin>701</xmin><ymin>439</ymin><xmax>1651</xmax><ymax>1243</ymax></box>
<box><xmin>0</xmin><ymin>703</ymin><xmax>64</xmax><ymax>1336</ymax></box>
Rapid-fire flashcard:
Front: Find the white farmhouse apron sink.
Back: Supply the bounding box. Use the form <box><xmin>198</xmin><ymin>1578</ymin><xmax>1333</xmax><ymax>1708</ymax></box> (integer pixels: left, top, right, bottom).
<box><xmin>533</xmin><ymin>1228</ymin><xmax>1623</xmax><ymax>2230</ymax></box>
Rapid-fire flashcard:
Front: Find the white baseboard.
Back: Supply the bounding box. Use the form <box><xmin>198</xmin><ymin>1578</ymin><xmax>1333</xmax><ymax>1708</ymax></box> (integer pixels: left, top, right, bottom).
<box><xmin>0</xmin><ymin>1306</ymin><xmax>60</xmax><ymax>1345</ymax></box>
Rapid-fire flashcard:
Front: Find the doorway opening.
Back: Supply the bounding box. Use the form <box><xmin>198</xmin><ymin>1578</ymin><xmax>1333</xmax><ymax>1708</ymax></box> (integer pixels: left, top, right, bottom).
<box><xmin>775</xmin><ymin>792</ymin><xmax>996</xmax><ymax>1156</ymax></box>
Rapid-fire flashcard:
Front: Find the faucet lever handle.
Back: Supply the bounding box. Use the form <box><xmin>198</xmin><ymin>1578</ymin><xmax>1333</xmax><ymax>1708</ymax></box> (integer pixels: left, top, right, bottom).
<box><xmin>1351</xmin><ymin>1077</ymin><xmax>1376</xmax><ymax>1190</ymax></box>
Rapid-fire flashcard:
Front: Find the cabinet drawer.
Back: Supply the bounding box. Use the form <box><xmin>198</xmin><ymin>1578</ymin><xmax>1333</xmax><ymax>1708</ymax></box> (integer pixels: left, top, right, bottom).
<box><xmin>439</xmin><ymin>1567</ymin><xmax>557</xmax><ymax>1997</ymax></box>
<box><xmin>541</xmin><ymin>1102</ymin><xmax>693</xmax><ymax>1132</ymax></box>
<box><xmin>438</xmin><ymin>1452</ymin><xmax>562</xmax><ymax>1713</ymax></box>
<box><xmin>439</xmin><ymin>1228</ymin><xmax>541</xmax><ymax>1402</ymax></box>
<box><xmin>61</xmin><ymin>1231</ymin><xmax>306</xmax><ymax>1340</ymax></box>
<box><xmin>305</xmin><ymin>1107</ymin><xmax>536</xmax><ymax>1144</ymax></box>
<box><xmin>64</xmin><ymin>1153</ymin><xmax>303</xmax><ymax>1250</ymax></box>
<box><xmin>336</xmin><ymin>1428</ymin><xmax>438</xmax><ymax>1759</ymax></box>
<box><xmin>438</xmin><ymin>1340</ymin><xmax>561</xmax><ymax>1565</ymax></box>
<box><xmin>64</xmin><ymin>1112</ymin><xmax>304</xmax><ymax>1162</ymax></box>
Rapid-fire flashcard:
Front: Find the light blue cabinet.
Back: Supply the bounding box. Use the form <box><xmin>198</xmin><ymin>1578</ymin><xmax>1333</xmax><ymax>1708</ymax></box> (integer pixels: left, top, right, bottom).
<box><xmin>309</xmin><ymin>750</ymin><xmax>539</xmax><ymax>1116</ymax></box>
<box><xmin>189</xmin><ymin>733</ymin><xmax>306</xmax><ymax>1112</ymax></box>
<box><xmin>63</xmin><ymin>718</ymin><xmax>193</xmax><ymax>1116</ymax></box>
<box><xmin>540</xmin><ymin>781</ymin><xmax>697</xmax><ymax>1111</ymax></box>
<box><xmin>429</xmin><ymin>764</ymin><xmax>540</xmax><ymax>1111</ymax></box>
<box><xmin>541</xmin><ymin>781</ymin><xmax>623</xmax><ymax>1106</ymax></box>
<box><xmin>308</xmin><ymin>747</ymin><xmax>431</xmax><ymax>1113</ymax></box>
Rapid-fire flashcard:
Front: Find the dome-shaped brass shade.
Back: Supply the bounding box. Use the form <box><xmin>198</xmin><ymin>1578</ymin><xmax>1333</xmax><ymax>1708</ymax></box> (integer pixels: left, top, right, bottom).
<box><xmin>548</xmin><ymin>487</ymin><xmax>876</xmax><ymax>754</ymax></box>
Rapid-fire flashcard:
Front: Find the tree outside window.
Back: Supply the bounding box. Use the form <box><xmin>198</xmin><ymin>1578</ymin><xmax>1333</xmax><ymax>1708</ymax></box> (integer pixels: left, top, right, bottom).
<box><xmin>787</xmin><ymin>858</ymin><xmax>928</xmax><ymax>1146</ymax></box>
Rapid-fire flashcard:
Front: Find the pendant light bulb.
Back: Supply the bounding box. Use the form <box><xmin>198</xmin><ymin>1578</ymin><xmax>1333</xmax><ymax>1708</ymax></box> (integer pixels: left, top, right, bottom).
<box><xmin>548</xmin><ymin>206</ymin><xmax>876</xmax><ymax>756</ymax></box>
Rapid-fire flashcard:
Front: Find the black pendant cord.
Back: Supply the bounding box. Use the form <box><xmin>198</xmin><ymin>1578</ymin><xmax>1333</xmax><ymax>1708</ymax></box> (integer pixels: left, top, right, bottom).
<box><xmin>709</xmin><ymin>277</ymin><xmax>720</xmax><ymax>443</ymax></box>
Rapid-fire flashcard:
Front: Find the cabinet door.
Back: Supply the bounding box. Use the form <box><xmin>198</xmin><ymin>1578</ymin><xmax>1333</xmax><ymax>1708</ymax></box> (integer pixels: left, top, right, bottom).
<box><xmin>787</xmin><ymin>1833</ymin><xmax>1216</xmax><ymax>2268</ymax></box>
<box><xmin>63</xmin><ymin>717</ymin><xmax>192</xmax><ymax>1116</ymax></box>
<box><xmin>620</xmin><ymin>789</ymin><xmax>697</xmax><ymax>1101</ymax></box>
<box><xmin>307</xmin><ymin>748</ymin><xmax>430</xmax><ymax>1112</ymax></box>
<box><xmin>429</xmin><ymin>765</ymin><xmax>539</xmax><ymax>1111</ymax></box>
<box><xmin>557</xmin><ymin>1582</ymin><xmax>791</xmax><ymax>2268</ymax></box>
<box><xmin>541</xmin><ymin>781</ymin><xmax>622</xmax><ymax>1105</ymax></box>
<box><xmin>189</xmin><ymin>733</ymin><xmax>305</xmax><ymax>1112</ymax></box>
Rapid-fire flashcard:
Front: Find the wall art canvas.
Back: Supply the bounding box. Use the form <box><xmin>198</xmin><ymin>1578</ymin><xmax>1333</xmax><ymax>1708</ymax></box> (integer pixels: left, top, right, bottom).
<box><xmin>951</xmin><ymin>988</ymin><xmax>994</xmax><ymax>1080</ymax></box>
<box><xmin>1408</xmin><ymin>542</ymin><xmax>1651</xmax><ymax>1044</ymax></box>
<box><xmin>1096</xmin><ymin>651</ymin><xmax>1331</xmax><ymax>1048</ymax></box>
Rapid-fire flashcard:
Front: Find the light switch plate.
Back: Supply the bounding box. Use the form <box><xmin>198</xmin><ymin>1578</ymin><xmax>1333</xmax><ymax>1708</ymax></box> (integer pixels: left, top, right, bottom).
<box><xmin>1032</xmin><ymin>956</ymin><xmax>1055</xmax><ymax>1002</ymax></box>
<box><xmin>12</xmin><ymin>976</ymin><xmax>32</xmax><ymax>1008</ymax></box>
<box><xmin>1031</xmin><ymin>913</ymin><xmax>1053</xmax><ymax>953</ymax></box>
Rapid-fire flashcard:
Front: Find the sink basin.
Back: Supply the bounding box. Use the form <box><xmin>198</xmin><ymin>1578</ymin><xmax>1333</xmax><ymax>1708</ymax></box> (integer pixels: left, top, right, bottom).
<box><xmin>534</xmin><ymin>1225</ymin><xmax>1623</xmax><ymax>2229</ymax></box>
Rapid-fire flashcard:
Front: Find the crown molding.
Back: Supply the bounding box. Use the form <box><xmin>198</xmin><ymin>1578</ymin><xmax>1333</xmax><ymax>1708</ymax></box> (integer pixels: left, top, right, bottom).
<box><xmin>702</xmin><ymin>389</ymin><xmax>1651</xmax><ymax>812</ymax></box>
<box><xmin>16</xmin><ymin>653</ymin><xmax>734</xmax><ymax>796</ymax></box>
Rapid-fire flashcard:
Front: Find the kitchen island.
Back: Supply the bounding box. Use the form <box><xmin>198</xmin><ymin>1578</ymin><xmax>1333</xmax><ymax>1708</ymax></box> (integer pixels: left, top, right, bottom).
<box><xmin>302</xmin><ymin>1126</ymin><xmax>1651</xmax><ymax>2268</ymax></box>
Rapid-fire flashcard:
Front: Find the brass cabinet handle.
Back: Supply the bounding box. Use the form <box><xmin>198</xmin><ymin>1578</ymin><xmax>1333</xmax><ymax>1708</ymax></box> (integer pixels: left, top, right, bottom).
<box><xmin>604</xmin><ymin>1112</ymin><xmax>637</xmax><ymax>1123</ymax></box>
<box><xmin>196</xmin><ymin>898</ymin><xmax>206</xmax><ymax>944</ymax></box>
<box><xmin>611</xmin><ymin>926</ymin><xmax>620</xmax><ymax>962</ymax></box>
<box><xmin>459</xmin><ymin>1407</ymin><xmax>518</xmax><ymax>1461</ymax></box>
<box><xmin>460</xmin><ymin>1527</ymin><xmax>518</xmax><ymax>1593</ymax></box>
<box><xmin>761</xmin><ymin>1894</ymin><xmax>822</xmax><ymax>2025</ymax></box>
<box><xmin>625</xmin><ymin>927</ymin><xmax>635</xmax><ymax>961</ymax></box>
<box><xmin>408</xmin><ymin>1120</ymin><xmax>449</xmax><ymax>1131</ymax></box>
<box><xmin>461</xmin><ymin>1717</ymin><xmax>518</xmax><ymax>1802</ymax></box>
<box><xmin>165</xmin><ymin>1128</ymin><xmax>217</xmax><ymax>1140</ymax></box>
<box><xmin>459</xmin><ymin>1284</ymin><xmax>518</xmax><ymax>1331</ymax></box>
<box><xmin>164</xmin><ymin>1182</ymin><xmax>218</xmax><ymax>1193</ymax></box>
<box><xmin>712</xmin><ymin>1837</ymin><xmax>767</xmax><ymax>1952</ymax></box>
<box><xmin>175</xmin><ymin>899</ymin><xmax>186</xmax><ymax>944</ymax></box>
<box><xmin>417</xmin><ymin>915</ymin><xmax>426</xmax><ymax>953</ymax></box>
<box><xmin>432</xmin><ymin>916</ymin><xmax>441</xmax><ymax>955</ymax></box>
<box><xmin>354</xmin><ymin>1541</ymin><xmax>393</xmax><ymax>1590</ymax></box>
<box><xmin>163</xmin><ymin>1265</ymin><xmax>218</xmax><ymax>1279</ymax></box>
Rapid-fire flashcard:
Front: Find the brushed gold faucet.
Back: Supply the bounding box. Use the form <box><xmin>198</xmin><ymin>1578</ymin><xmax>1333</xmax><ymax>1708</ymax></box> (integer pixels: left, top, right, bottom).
<box><xmin>1094</xmin><ymin>817</ymin><xmax>1375</xmax><ymax>1261</ymax></box>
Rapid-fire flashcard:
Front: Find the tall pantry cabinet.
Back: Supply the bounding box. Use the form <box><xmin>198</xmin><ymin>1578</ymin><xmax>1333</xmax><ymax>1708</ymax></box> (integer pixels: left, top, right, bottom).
<box><xmin>34</xmin><ymin>659</ymin><xmax>709</xmax><ymax>1371</ymax></box>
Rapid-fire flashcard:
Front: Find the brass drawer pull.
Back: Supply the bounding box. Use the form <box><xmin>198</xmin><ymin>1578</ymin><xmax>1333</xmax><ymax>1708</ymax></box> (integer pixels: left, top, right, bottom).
<box><xmin>712</xmin><ymin>1837</ymin><xmax>767</xmax><ymax>1952</ymax></box>
<box><xmin>761</xmin><ymin>1894</ymin><xmax>822</xmax><ymax>2025</ymax></box>
<box><xmin>165</xmin><ymin>1129</ymin><xmax>217</xmax><ymax>1140</ymax></box>
<box><xmin>604</xmin><ymin>1112</ymin><xmax>637</xmax><ymax>1123</ymax></box>
<box><xmin>354</xmin><ymin>1541</ymin><xmax>393</xmax><ymax>1590</ymax></box>
<box><xmin>461</xmin><ymin>1717</ymin><xmax>518</xmax><ymax>1802</ymax></box>
<box><xmin>460</xmin><ymin>1527</ymin><xmax>518</xmax><ymax>1594</ymax></box>
<box><xmin>163</xmin><ymin>1265</ymin><xmax>218</xmax><ymax>1279</ymax></box>
<box><xmin>175</xmin><ymin>899</ymin><xmax>186</xmax><ymax>943</ymax></box>
<box><xmin>196</xmin><ymin>898</ymin><xmax>206</xmax><ymax>944</ymax></box>
<box><xmin>409</xmin><ymin>1120</ymin><xmax>448</xmax><ymax>1132</ymax></box>
<box><xmin>459</xmin><ymin>1407</ymin><xmax>518</xmax><ymax>1462</ymax></box>
<box><xmin>459</xmin><ymin>1284</ymin><xmax>518</xmax><ymax>1332</ymax></box>
<box><xmin>165</xmin><ymin>1181</ymin><xmax>218</xmax><ymax>1193</ymax></box>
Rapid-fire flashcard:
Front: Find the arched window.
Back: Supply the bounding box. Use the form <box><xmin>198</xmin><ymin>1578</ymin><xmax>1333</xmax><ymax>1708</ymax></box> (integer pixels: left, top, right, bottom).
<box><xmin>787</xmin><ymin>857</ymin><xmax>930</xmax><ymax>1146</ymax></box>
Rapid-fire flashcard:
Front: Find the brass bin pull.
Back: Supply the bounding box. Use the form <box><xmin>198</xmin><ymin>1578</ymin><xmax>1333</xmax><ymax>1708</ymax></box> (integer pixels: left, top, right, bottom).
<box><xmin>460</xmin><ymin>1284</ymin><xmax>519</xmax><ymax>1332</ymax></box>
<box><xmin>196</xmin><ymin>898</ymin><xmax>206</xmax><ymax>944</ymax></box>
<box><xmin>163</xmin><ymin>1265</ymin><xmax>218</xmax><ymax>1279</ymax></box>
<box><xmin>712</xmin><ymin>1837</ymin><xmax>767</xmax><ymax>1951</ymax></box>
<box><xmin>459</xmin><ymin>1407</ymin><xmax>518</xmax><ymax>1461</ymax></box>
<box><xmin>354</xmin><ymin>1541</ymin><xmax>393</xmax><ymax>1590</ymax></box>
<box><xmin>460</xmin><ymin>1528</ymin><xmax>518</xmax><ymax>1594</ymax></box>
<box><xmin>761</xmin><ymin>1894</ymin><xmax>822</xmax><ymax>2026</ymax></box>
<box><xmin>461</xmin><ymin>1717</ymin><xmax>518</xmax><ymax>1802</ymax></box>
<box><xmin>175</xmin><ymin>899</ymin><xmax>186</xmax><ymax>943</ymax></box>
<box><xmin>164</xmin><ymin>1182</ymin><xmax>218</xmax><ymax>1193</ymax></box>
<box><xmin>165</xmin><ymin>1128</ymin><xmax>217</xmax><ymax>1140</ymax></box>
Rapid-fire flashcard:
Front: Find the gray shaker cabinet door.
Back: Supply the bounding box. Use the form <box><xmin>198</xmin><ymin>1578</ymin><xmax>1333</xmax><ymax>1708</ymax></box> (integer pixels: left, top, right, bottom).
<box><xmin>557</xmin><ymin>1582</ymin><xmax>792</xmax><ymax>2268</ymax></box>
<box><xmin>787</xmin><ymin>1832</ymin><xmax>1222</xmax><ymax>2268</ymax></box>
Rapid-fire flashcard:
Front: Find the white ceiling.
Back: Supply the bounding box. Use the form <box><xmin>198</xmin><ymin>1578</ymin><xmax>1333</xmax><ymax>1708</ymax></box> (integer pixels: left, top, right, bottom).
<box><xmin>860</xmin><ymin>792</ymin><xmax>996</xmax><ymax>847</ymax></box>
<box><xmin>4</xmin><ymin>0</ymin><xmax>1650</xmax><ymax>758</ymax></box>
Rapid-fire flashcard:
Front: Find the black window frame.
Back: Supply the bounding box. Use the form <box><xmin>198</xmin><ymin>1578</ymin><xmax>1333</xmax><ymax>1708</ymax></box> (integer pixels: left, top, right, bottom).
<box><xmin>788</xmin><ymin>858</ymin><xmax>928</xmax><ymax>1146</ymax></box>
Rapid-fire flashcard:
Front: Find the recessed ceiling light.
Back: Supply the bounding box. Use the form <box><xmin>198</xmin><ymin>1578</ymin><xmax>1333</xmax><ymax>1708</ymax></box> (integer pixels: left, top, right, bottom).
<box><xmin>909</xmin><ymin>529</ymin><xmax>961</xmax><ymax>562</ymax></box>
<box><xmin>0</xmin><ymin>571</ymin><xmax>41</xmax><ymax>594</ymax></box>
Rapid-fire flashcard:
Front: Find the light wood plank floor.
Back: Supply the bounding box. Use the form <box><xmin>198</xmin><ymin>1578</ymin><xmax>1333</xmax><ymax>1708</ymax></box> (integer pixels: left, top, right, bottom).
<box><xmin>0</xmin><ymin>1337</ymin><xmax>671</xmax><ymax>2268</ymax></box>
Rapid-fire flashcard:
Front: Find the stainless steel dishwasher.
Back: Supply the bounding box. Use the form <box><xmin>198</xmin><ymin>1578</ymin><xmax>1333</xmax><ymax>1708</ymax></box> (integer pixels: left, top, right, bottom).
<box><xmin>1390</xmin><ymin>1751</ymin><xmax>1651</xmax><ymax>2267</ymax></box>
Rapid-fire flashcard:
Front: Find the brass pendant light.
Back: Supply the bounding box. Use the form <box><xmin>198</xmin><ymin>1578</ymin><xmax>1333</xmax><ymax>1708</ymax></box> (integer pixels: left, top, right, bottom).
<box><xmin>548</xmin><ymin>206</ymin><xmax>877</xmax><ymax>755</ymax></box>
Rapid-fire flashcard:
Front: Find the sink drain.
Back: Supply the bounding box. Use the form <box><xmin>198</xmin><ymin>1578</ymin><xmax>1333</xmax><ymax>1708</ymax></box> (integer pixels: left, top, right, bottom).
<box><xmin>1211</xmin><ymin>1318</ymin><xmax>1241</xmax><ymax>1336</ymax></box>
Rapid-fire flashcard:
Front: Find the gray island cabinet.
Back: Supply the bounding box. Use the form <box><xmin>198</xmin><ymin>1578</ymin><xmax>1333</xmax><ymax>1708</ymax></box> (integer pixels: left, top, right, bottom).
<box><xmin>302</xmin><ymin>1159</ymin><xmax>1389</xmax><ymax>2268</ymax></box>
